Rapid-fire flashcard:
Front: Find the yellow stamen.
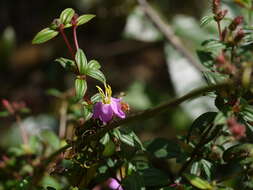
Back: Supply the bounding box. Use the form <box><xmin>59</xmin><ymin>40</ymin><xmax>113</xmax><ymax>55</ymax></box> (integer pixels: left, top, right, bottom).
<box><xmin>96</xmin><ymin>83</ymin><xmax>113</xmax><ymax>104</ymax></box>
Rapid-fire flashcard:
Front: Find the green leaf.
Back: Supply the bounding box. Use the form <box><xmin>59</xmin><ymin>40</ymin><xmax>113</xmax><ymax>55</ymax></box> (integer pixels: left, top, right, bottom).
<box><xmin>88</xmin><ymin>60</ymin><xmax>101</xmax><ymax>70</ymax></box>
<box><xmin>83</xmin><ymin>106</ymin><xmax>92</xmax><ymax>120</ymax></box>
<box><xmin>201</xmin><ymin>159</ymin><xmax>212</xmax><ymax>180</ymax></box>
<box><xmin>55</xmin><ymin>57</ymin><xmax>76</xmax><ymax>72</ymax></box>
<box><xmin>242</xmin><ymin>105</ymin><xmax>253</xmax><ymax>122</ymax></box>
<box><xmin>46</xmin><ymin>88</ymin><xmax>62</xmax><ymax>98</ymax></box>
<box><xmin>100</xmin><ymin>133</ymin><xmax>110</xmax><ymax>145</ymax></box>
<box><xmin>223</xmin><ymin>143</ymin><xmax>253</xmax><ymax>162</ymax></box>
<box><xmin>86</xmin><ymin>69</ymin><xmax>106</xmax><ymax>83</ymax></box>
<box><xmin>196</xmin><ymin>50</ymin><xmax>214</xmax><ymax>69</ymax></box>
<box><xmin>60</xmin><ymin>8</ymin><xmax>75</xmax><ymax>25</ymax></box>
<box><xmin>90</xmin><ymin>93</ymin><xmax>102</xmax><ymax>103</ymax></box>
<box><xmin>184</xmin><ymin>173</ymin><xmax>213</xmax><ymax>190</ymax></box>
<box><xmin>214</xmin><ymin>112</ymin><xmax>227</xmax><ymax>126</ymax></box>
<box><xmin>200</xmin><ymin>15</ymin><xmax>214</xmax><ymax>27</ymax></box>
<box><xmin>146</xmin><ymin>138</ymin><xmax>181</xmax><ymax>159</ymax></box>
<box><xmin>203</xmin><ymin>71</ymin><xmax>228</xmax><ymax>85</ymax></box>
<box><xmin>115</xmin><ymin>129</ymin><xmax>143</xmax><ymax>149</ymax></box>
<box><xmin>75</xmin><ymin>78</ymin><xmax>87</xmax><ymax>100</ymax></box>
<box><xmin>122</xmin><ymin>173</ymin><xmax>145</xmax><ymax>190</ymax></box>
<box><xmin>191</xmin><ymin>162</ymin><xmax>200</xmax><ymax>175</ymax></box>
<box><xmin>187</xmin><ymin>112</ymin><xmax>217</xmax><ymax>141</ymax></box>
<box><xmin>102</xmin><ymin>140</ymin><xmax>116</xmax><ymax>157</ymax></box>
<box><xmin>75</xmin><ymin>49</ymin><xmax>88</xmax><ymax>75</ymax></box>
<box><xmin>77</xmin><ymin>14</ymin><xmax>96</xmax><ymax>26</ymax></box>
<box><xmin>32</xmin><ymin>28</ymin><xmax>59</xmax><ymax>44</ymax></box>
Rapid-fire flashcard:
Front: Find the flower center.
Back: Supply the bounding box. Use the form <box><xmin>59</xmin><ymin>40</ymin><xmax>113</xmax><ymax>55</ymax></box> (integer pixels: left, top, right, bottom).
<box><xmin>96</xmin><ymin>83</ymin><xmax>112</xmax><ymax>104</ymax></box>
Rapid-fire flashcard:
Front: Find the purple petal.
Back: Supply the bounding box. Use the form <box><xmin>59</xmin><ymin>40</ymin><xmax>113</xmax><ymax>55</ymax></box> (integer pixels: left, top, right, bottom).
<box><xmin>108</xmin><ymin>178</ymin><xmax>123</xmax><ymax>190</ymax></box>
<box><xmin>93</xmin><ymin>102</ymin><xmax>103</xmax><ymax>119</ymax></box>
<box><xmin>99</xmin><ymin>104</ymin><xmax>114</xmax><ymax>123</ymax></box>
<box><xmin>111</xmin><ymin>98</ymin><xmax>126</xmax><ymax>119</ymax></box>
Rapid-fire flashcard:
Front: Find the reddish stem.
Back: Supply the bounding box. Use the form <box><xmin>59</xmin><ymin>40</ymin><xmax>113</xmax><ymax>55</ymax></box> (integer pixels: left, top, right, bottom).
<box><xmin>73</xmin><ymin>25</ymin><xmax>79</xmax><ymax>51</ymax></box>
<box><xmin>59</xmin><ymin>25</ymin><xmax>75</xmax><ymax>60</ymax></box>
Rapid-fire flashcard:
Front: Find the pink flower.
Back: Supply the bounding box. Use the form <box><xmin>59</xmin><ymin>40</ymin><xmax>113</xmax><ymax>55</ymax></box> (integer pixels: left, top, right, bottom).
<box><xmin>92</xmin><ymin>84</ymin><xmax>126</xmax><ymax>123</ymax></box>
<box><xmin>93</xmin><ymin>97</ymin><xmax>125</xmax><ymax>123</ymax></box>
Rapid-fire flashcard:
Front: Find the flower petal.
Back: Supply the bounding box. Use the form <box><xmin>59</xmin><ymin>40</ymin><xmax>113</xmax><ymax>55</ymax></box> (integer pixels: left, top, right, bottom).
<box><xmin>99</xmin><ymin>104</ymin><xmax>114</xmax><ymax>123</ymax></box>
<box><xmin>111</xmin><ymin>98</ymin><xmax>126</xmax><ymax>119</ymax></box>
<box><xmin>108</xmin><ymin>178</ymin><xmax>123</xmax><ymax>190</ymax></box>
<box><xmin>93</xmin><ymin>102</ymin><xmax>103</xmax><ymax>119</ymax></box>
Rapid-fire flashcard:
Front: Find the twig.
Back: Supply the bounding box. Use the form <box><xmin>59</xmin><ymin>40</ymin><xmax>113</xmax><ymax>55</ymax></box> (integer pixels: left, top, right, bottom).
<box><xmin>59</xmin><ymin>100</ymin><xmax>68</xmax><ymax>139</ymax></box>
<box><xmin>73</xmin><ymin>25</ymin><xmax>79</xmax><ymax>51</ymax></box>
<box><xmin>15</xmin><ymin>115</ymin><xmax>28</xmax><ymax>145</ymax></box>
<box><xmin>137</xmin><ymin>0</ymin><xmax>205</xmax><ymax>72</ymax></box>
<box><xmin>59</xmin><ymin>25</ymin><xmax>75</xmax><ymax>60</ymax></box>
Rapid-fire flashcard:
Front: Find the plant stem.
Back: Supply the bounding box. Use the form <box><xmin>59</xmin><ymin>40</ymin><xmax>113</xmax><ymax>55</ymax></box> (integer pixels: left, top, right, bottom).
<box><xmin>59</xmin><ymin>100</ymin><xmax>68</xmax><ymax>139</ymax></box>
<box><xmin>73</xmin><ymin>25</ymin><xmax>79</xmax><ymax>51</ymax></box>
<box><xmin>217</xmin><ymin>21</ymin><xmax>222</xmax><ymax>41</ymax></box>
<box><xmin>137</xmin><ymin>0</ymin><xmax>205</xmax><ymax>72</ymax></box>
<box><xmin>16</xmin><ymin>115</ymin><xmax>28</xmax><ymax>145</ymax></box>
<box><xmin>59</xmin><ymin>26</ymin><xmax>75</xmax><ymax>59</ymax></box>
<box><xmin>59</xmin><ymin>25</ymin><xmax>80</xmax><ymax>74</ymax></box>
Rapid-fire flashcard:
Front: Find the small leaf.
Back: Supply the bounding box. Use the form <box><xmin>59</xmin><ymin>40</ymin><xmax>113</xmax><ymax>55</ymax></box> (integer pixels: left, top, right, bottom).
<box><xmin>75</xmin><ymin>49</ymin><xmax>88</xmax><ymax>75</ymax></box>
<box><xmin>75</xmin><ymin>78</ymin><xmax>87</xmax><ymax>100</ymax></box>
<box><xmin>83</xmin><ymin>106</ymin><xmax>92</xmax><ymax>120</ymax></box>
<box><xmin>87</xmin><ymin>69</ymin><xmax>106</xmax><ymax>83</ymax></box>
<box><xmin>60</xmin><ymin>8</ymin><xmax>75</xmax><ymax>25</ymax></box>
<box><xmin>201</xmin><ymin>159</ymin><xmax>212</xmax><ymax>180</ymax></box>
<box><xmin>184</xmin><ymin>173</ymin><xmax>213</xmax><ymax>190</ymax></box>
<box><xmin>191</xmin><ymin>162</ymin><xmax>200</xmax><ymax>175</ymax></box>
<box><xmin>100</xmin><ymin>133</ymin><xmax>110</xmax><ymax>145</ymax></box>
<box><xmin>146</xmin><ymin>138</ymin><xmax>181</xmax><ymax>159</ymax></box>
<box><xmin>187</xmin><ymin>112</ymin><xmax>217</xmax><ymax>141</ymax></box>
<box><xmin>32</xmin><ymin>28</ymin><xmax>59</xmax><ymax>44</ymax></box>
<box><xmin>242</xmin><ymin>105</ymin><xmax>253</xmax><ymax>122</ymax></box>
<box><xmin>77</xmin><ymin>14</ymin><xmax>96</xmax><ymax>26</ymax></box>
<box><xmin>88</xmin><ymin>60</ymin><xmax>101</xmax><ymax>70</ymax></box>
<box><xmin>196</xmin><ymin>50</ymin><xmax>214</xmax><ymax>69</ymax></box>
<box><xmin>200</xmin><ymin>15</ymin><xmax>214</xmax><ymax>27</ymax></box>
<box><xmin>55</xmin><ymin>57</ymin><xmax>76</xmax><ymax>72</ymax></box>
<box><xmin>102</xmin><ymin>140</ymin><xmax>116</xmax><ymax>157</ymax></box>
<box><xmin>91</xmin><ymin>93</ymin><xmax>102</xmax><ymax>103</ymax></box>
<box><xmin>46</xmin><ymin>88</ymin><xmax>62</xmax><ymax>98</ymax></box>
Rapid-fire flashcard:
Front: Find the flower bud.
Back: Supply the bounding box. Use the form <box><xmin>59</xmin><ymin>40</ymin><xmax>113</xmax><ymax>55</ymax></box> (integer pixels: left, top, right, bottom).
<box><xmin>229</xmin><ymin>16</ymin><xmax>243</xmax><ymax>31</ymax></box>
<box><xmin>212</xmin><ymin>0</ymin><xmax>221</xmax><ymax>15</ymax></box>
<box><xmin>234</xmin><ymin>28</ymin><xmax>245</xmax><ymax>43</ymax></box>
<box><xmin>71</xmin><ymin>13</ymin><xmax>79</xmax><ymax>26</ymax></box>
<box><xmin>214</xmin><ymin>10</ymin><xmax>228</xmax><ymax>21</ymax></box>
<box><xmin>2</xmin><ymin>99</ymin><xmax>14</xmax><ymax>114</ymax></box>
<box><xmin>227</xmin><ymin>117</ymin><xmax>246</xmax><ymax>139</ymax></box>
